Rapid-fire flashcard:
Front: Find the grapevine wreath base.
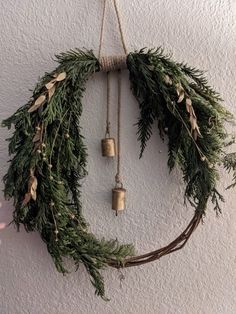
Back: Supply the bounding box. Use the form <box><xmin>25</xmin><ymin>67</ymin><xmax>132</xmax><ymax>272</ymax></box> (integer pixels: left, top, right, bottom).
<box><xmin>2</xmin><ymin>48</ymin><xmax>236</xmax><ymax>299</ymax></box>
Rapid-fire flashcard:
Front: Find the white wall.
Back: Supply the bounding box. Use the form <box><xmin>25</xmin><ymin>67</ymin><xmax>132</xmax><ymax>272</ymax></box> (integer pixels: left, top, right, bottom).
<box><xmin>0</xmin><ymin>1</ymin><xmax>236</xmax><ymax>313</ymax></box>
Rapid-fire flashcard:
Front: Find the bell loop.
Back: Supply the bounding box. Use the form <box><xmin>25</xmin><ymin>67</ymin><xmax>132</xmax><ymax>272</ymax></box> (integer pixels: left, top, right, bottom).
<box><xmin>115</xmin><ymin>174</ymin><xmax>123</xmax><ymax>188</ymax></box>
<box><xmin>105</xmin><ymin>123</ymin><xmax>111</xmax><ymax>138</ymax></box>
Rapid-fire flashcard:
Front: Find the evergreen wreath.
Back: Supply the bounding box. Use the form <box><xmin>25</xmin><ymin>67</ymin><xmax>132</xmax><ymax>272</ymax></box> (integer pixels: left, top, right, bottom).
<box><xmin>2</xmin><ymin>48</ymin><xmax>236</xmax><ymax>299</ymax></box>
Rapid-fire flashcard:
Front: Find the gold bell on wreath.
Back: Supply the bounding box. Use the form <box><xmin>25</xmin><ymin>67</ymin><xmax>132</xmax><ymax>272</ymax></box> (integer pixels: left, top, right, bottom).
<box><xmin>101</xmin><ymin>136</ymin><xmax>116</xmax><ymax>157</ymax></box>
<box><xmin>112</xmin><ymin>180</ymin><xmax>126</xmax><ymax>215</ymax></box>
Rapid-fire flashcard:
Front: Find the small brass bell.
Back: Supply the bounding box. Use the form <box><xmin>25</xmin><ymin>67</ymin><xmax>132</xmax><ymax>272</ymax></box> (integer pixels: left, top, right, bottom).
<box><xmin>101</xmin><ymin>137</ymin><xmax>116</xmax><ymax>157</ymax></box>
<box><xmin>112</xmin><ymin>186</ymin><xmax>126</xmax><ymax>215</ymax></box>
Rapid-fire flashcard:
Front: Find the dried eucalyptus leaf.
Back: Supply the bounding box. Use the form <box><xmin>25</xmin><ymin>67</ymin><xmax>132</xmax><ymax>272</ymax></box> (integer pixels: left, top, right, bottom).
<box><xmin>31</xmin><ymin>189</ymin><xmax>37</xmax><ymax>201</ymax></box>
<box><xmin>48</xmin><ymin>85</ymin><xmax>56</xmax><ymax>101</ymax></box>
<box><xmin>28</xmin><ymin>176</ymin><xmax>38</xmax><ymax>201</ymax></box>
<box><xmin>164</xmin><ymin>75</ymin><xmax>172</xmax><ymax>85</ymax></box>
<box><xmin>186</xmin><ymin>98</ymin><xmax>192</xmax><ymax>112</ymax></box>
<box><xmin>22</xmin><ymin>192</ymin><xmax>31</xmax><ymax>205</ymax></box>
<box><xmin>56</xmin><ymin>72</ymin><xmax>66</xmax><ymax>81</ymax></box>
<box><xmin>195</xmin><ymin>124</ymin><xmax>202</xmax><ymax>137</ymax></box>
<box><xmin>176</xmin><ymin>83</ymin><xmax>184</xmax><ymax>96</ymax></box>
<box><xmin>32</xmin><ymin>132</ymin><xmax>40</xmax><ymax>143</ymax></box>
<box><xmin>45</xmin><ymin>79</ymin><xmax>56</xmax><ymax>90</ymax></box>
<box><xmin>190</xmin><ymin>115</ymin><xmax>197</xmax><ymax>130</ymax></box>
<box><xmin>31</xmin><ymin>176</ymin><xmax>38</xmax><ymax>191</ymax></box>
<box><xmin>193</xmin><ymin>129</ymin><xmax>198</xmax><ymax>140</ymax></box>
<box><xmin>28</xmin><ymin>95</ymin><xmax>46</xmax><ymax>113</ymax></box>
<box><xmin>177</xmin><ymin>92</ymin><xmax>185</xmax><ymax>103</ymax></box>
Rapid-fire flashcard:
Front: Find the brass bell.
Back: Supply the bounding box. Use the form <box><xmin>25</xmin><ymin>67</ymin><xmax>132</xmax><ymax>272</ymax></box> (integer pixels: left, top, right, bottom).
<box><xmin>112</xmin><ymin>186</ymin><xmax>126</xmax><ymax>215</ymax></box>
<box><xmin>101</xmin><ymin>137</ymin><xmax>116</xmax><ymax>157</ymax></box>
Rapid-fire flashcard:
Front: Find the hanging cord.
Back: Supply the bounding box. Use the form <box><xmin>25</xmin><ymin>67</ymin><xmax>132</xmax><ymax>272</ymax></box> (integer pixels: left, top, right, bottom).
<box><xmin>98</xmin><ymin>0</ymin><xmax>107</xmax><ymax>61</ymax></box>
<box><xmin>98</xmin><ymin>0</ymin><xmax>127</xmax><ymax>59</ymax></box>
<box><xmin>112</xmin><ymin>0</ymin><xmax>127</xmax><ymax>55</ymax></box>
<box><xmin>115</xmin><ymin>69</ymin><xmax>122</xmax><ymax>186</ymax></box>
<box><xmin>105</xmin><ymin>71</ymin><xmax>111</xmax><ymax>137</ymax></box>
<box><xmin>98</xmin><ymin>0</ymin><xmax>128</xmax><ymax>71</ymax></box>
<box><xmin>98</xmin><ymin>0</ymin><xmax>111</xmax><ymax>139</ymax></box>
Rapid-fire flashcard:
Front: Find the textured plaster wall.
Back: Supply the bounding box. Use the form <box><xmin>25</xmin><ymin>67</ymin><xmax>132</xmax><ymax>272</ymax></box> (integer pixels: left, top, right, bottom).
<box><xmin>0</xmin><ymin>0</ymin><xmax>236</xmax><ymax>313</ymax></box>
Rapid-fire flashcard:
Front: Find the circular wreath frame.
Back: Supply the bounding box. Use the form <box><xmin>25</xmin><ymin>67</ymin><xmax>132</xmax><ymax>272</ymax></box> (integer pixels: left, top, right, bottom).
<box><xmin>108</xmin><ymin>212</ymin><xmax>202</xmax><ymax>268</ymax></box>
<box><xmin>2</xmin><ymin>48</ymin><xmax>235</xmax><ymax>299</ymax></box>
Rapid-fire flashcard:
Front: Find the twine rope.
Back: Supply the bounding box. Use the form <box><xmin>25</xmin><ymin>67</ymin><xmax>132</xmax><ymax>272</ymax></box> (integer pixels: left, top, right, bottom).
<box><xmin>115</xmin><ymin>69</ymin><xmax>122</xmax><ymax>186</ymax></box>
<box><xmin>98</xmin><ymin>0</ymin><xmax>107</xmax><ymax>61</ymax></box>
<box><xmin>98</xmin><ymin>0</ymin><xmax>128</xmax><ymax>60</ymax></box>
<box><xmin>105</xmin><ymin>71</ymin><xmax>111</xmax><ymax>137</ymax></box>
<box><xmin>112</xmin><ymin>0</ymin><xmax>128</xmax><ymax>55</ymax></box>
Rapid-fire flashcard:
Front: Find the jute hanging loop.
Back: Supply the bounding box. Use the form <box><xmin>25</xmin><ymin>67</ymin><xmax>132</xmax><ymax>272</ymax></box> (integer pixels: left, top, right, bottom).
<box><xmin>99</xmin><ymin>55</ymin><xmax>127</xmax><ymax>72</ymax></box>
<box><xmin>98</xmin><ymin>0</ymin><xmax>128</xmax><ymax>61</ymax></box>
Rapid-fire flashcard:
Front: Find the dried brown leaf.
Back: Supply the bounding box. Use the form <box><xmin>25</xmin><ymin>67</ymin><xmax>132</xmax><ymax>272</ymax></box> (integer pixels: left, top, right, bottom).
<box><xmin>45</xmin><ymin>79</ymin><xmax>56</xmax><ymax>90</ymax></box>
<box><xmin>22</xmin><ymin>192</ymin><xmax>31</xmax><ymax>205</ymax></box>
<box><xmin>195</xmin><ymin>124</ymin><xmax>202</xmax><ymax>137</ymax></box>
<box><xmin>186</xmin><ymin>98</ymin><xmax>192</xmax><ymax>113</ymax></box>
<box><xmin>190</xmin><ymin>115</ymin><xmax>197</xmax><ymax>130</ymax></box>
<box><xmin>31</xmin><ymin>176</ymin><xmax>38</xmax><ymax>192</ymax></box>
<box><xmin>176</xmin><ymin>83</ymin><xmax>184</xmax><ymax>96</ymax></box>
<box><xmin>55</xmin><ymin>72</ymin><xmax>66</xmax><ymax>81</ymax></box>
<box><xmin>193</xmin><ymin>129</ymin><xmax>198</xmax><ymax>141</ymax></box>
<box><xmin>177</xmin><ymin>92</ymin><xmax>185</xmax><ymax>103</ymax></box>
<box><xmin>192</xmin><ymin>108</ymin><xmax>196</xmax><ymax>119</ymax></box>
<box><xmin>28</xmin><ymin>95</ymin><xmax>46</xmax><ymax>113</ymax></box>
<box><xmin>31</xmin><ymin>189</ymin><xmax>37</xmax><ymax>201</ymax></box>
<box><xmin>32</xmin><ymin>132</ymin><xmax>40</xmax><ymax>143</ymax></box>
<box><xmin>27</xmin><ymin>175</ymin><xmax>38</xmax><ymax>201</ymax></box>
<box><xmin>164</xmin><ymin>75</ymin><xmax>172</xmax><ymax>85</ymax></box>
<box><xmin>48</xmin><ymin>85</ymin><xmax>56</xmax><ymax>101</ymax></box>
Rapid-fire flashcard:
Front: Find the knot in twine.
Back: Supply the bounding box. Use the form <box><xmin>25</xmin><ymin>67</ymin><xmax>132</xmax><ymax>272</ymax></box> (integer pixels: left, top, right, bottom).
<box><xmin>99</xmin><ymin>55</ymin><xmax>127</xmax><ymax>72</ymax></box>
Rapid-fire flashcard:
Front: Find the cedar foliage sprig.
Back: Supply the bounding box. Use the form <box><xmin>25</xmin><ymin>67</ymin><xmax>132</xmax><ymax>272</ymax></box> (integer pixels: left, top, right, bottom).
<box><xmin>127</xmin><ymin>48</ymin><xmax>236</xmax><ymax>214</ymax></box>
<box><xmin>2</xmin><ymin>49</ymin><xmax>134</xmax><ymax>299</ymax></box>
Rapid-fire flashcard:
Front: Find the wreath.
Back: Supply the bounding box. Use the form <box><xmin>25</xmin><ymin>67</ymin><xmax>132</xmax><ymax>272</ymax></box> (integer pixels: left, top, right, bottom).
<box><xmin>2</xmin><ymin>47</ymin><xmax>236</xmax><ymax>299</ymax></box>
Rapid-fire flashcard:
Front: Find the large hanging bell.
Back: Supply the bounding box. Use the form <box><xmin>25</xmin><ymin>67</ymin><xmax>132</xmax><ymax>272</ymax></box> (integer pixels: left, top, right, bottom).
<box><xmin>112</xmin><ymin>186</ymin><xmax>126</xmax><ymax>215</ymax></box>
<box><xmin>101</xmin><ymin>137</ymin><xmax>116</xmax><ymax>157</ymax></box>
